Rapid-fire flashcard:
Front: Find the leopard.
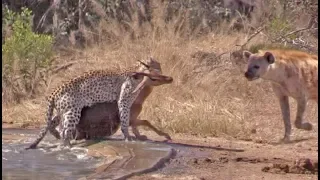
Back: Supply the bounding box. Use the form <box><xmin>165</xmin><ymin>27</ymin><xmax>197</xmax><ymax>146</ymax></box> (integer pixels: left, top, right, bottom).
<box><xmin>25</xmin><ymin>57</ymin><xmax>168</xmax><ymax>149</ymax></box>
<box><xmin>49</xmin><ymin>69</ymin><xmax>173</xmax><ymax>141</ymax></box>
<box><xmin>242</xmin><ymin>49</ymin><xmax>318</xmax><ymax>143</ymax></box>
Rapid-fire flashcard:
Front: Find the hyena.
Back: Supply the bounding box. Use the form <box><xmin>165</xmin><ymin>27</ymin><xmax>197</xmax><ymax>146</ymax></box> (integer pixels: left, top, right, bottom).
<box><xmin>242</xmin><ymin>49</ymin><xmax>318</xmax><ymax>142</ymax></box>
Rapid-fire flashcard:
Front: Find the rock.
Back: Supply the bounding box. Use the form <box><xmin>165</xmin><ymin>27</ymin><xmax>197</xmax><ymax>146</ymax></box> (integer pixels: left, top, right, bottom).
<box><xmin>261</xmin><ymin>165</ymin><xmax>271</xmax><ymax>172</ymax></box>
<box><xmin>204</xmin><ymin>157</ymin><xmax>214</xmax><ymax>163</ymax></box>
<box><xmin>261</xmin><ymin>158</ymin><xmax>318</xmax><ymax>175</ymax></box>
<box><xmin>219</xmin><ymin>157</ymin><xmax>229</xmax><ymax>163</ymax></box>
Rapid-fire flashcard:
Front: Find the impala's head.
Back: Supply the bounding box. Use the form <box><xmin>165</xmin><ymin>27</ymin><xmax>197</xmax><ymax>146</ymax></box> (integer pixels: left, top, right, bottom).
<box><xmin>132</xmin><ymin>57</ymin><xmax>173</xmax><ymax>93</ymax></box>
<box><xmin>135</xmin><ymin>57</ymin><xmax>174</xmax><ymax>86</ymax></box>
<box><xmin>242</xmin><ymin>50</ymin><xmax>275</xmax><ymax>81</ymax></box>
<box><xmin>131</xmin><ymin>72</ymin><xmax>173</xmax><ymax>94</ymax></box>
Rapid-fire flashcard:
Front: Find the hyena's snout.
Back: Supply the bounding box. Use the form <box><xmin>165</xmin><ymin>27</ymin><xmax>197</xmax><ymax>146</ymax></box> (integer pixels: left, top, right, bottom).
<box><xmin>244</xmin><ymin>70</ymin><xmax>256</xmax><ymax>80</ymax></box>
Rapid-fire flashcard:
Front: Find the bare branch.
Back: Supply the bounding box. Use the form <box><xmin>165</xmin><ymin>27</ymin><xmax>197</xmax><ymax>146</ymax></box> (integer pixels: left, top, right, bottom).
<box><xmin>89</xmin><ymin>0</ymin><xmax>108</xmax><ymax>19</ymax></box>
<box><xmin>216</xmin><ymin>51</ymin><xmax>229</xmax><ymax>59</ymax></box>
<box><xmin>36</xmin><ymin>0</ymin><xmax>61</xmax><ymax>31</ymax></box>
<box><xmin>236</xmin><ymin>26</ymin><xmax>266</xmax><ymax>49</ymax></box>
<box><xmin>272</xmin><ymin>27</ymin><xmax>318</xmax><ymax>42</ymax></box>
<box><xmin>51</xmin><ymin>61</ymin><xmax>76</xmax><ymax>74</ymax></box>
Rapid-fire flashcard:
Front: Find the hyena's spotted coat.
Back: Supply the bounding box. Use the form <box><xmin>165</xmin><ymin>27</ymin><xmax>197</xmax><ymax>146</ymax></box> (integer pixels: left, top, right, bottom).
<box><xmin>242</xmin><ymin>49</ymin><xmax>318</xmax><ymax>142</ymax></box>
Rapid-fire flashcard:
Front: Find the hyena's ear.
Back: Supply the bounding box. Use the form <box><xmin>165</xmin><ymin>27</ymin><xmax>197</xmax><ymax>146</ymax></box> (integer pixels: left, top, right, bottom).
<box><xmin>263</xmin><ymin>52</ymin><xmax>275</xmax><ymax>64</ymax></box>
<box><xmin>243</xmin><ymin>51</ymin><xmax>252</xmax><ymax>60</ymax></box>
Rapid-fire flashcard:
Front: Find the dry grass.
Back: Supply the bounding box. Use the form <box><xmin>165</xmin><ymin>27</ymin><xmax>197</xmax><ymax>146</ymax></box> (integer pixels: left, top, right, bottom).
<box><xmin>3</xmin><ymin>30</ymin><xmax>317</xmax><ymax>141</ymax></box>
<box><xmin>2</xmin><ymin>1</ymin><xmax>318</xmax><ymax>142</ymax></box>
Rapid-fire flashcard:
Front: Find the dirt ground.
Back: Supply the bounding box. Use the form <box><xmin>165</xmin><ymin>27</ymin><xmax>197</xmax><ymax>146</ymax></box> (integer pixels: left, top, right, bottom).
<box><xmin>2</xmin><ymin>122</ymin><xmax>318</xmax><ymax>180</ymax></box>
<box><xmin>126</xmin><ymin>130</ymin><xmax>318</xmax><ymax>180</ymax></box>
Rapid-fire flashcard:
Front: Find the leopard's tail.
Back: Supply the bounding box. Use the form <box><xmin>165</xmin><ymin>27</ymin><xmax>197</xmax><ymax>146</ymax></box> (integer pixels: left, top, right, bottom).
<box><xmin>25</xmin><ymin>99</ymin><xmax>55</xmax><ymax>150</ymax></box>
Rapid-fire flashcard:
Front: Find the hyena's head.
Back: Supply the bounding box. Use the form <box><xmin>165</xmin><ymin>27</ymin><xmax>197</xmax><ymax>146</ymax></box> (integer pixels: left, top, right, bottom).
<box><xmin>242</xmin><ymin>50</ymin><xmax>275</xmax><ymax>81</ymax></box>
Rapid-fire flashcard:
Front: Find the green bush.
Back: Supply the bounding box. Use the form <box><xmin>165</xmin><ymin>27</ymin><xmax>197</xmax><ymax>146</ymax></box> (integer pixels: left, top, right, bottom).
<box><xmin>267</xmin><ymin>16</ymin><xmax>296</xmax><ymax>41</ymax></box>
<box><xmin>2</xmin><ymin>7</ymin><xmax>54</xmax><ymax>103</ymax></box>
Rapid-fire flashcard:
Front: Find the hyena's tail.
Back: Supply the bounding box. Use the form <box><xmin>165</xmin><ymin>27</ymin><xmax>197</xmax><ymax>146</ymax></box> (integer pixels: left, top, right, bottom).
<box><xmin>25</xmin><ymin>99</ymin><xmax>55</xmax><ymax>150</ymax></box>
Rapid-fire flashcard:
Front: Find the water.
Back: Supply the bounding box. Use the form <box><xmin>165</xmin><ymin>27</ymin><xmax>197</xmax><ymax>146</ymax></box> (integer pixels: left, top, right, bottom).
<box><xmin>2</xmin><ymin>129</ymin><xmax>104</xmax><ymax>180</ymax></box>
<box><xmin>2</xmin><ymin>128</ymin><xmax>174</xmax><ymax>180</ymax></box>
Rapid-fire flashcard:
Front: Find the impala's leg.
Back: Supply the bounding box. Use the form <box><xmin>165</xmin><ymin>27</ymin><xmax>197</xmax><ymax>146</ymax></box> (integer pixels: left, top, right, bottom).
<box><xmin>129</xmin><ymin>104</ymin><xmax>147</xmax><ymax>140</ymax></box>
<box><xmin>132</xmin><ymin>119</ymin><xmax>172</xmax><ymax>140</ymax></box>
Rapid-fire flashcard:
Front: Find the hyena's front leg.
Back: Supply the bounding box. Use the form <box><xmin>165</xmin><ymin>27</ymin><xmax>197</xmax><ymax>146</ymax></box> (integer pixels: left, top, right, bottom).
<box><xmin>294</xmin><ymin>97</ymin><xmax>313</xmax><ymax>131</ymax></box>
<box><xmin>272</xmin><ymin>84</ymin><xmax>291</xmax><ymax>142</ymax></box>
<box><xmin>278</xmin><ymin>95</ymin><xmax>292</xmax><ymax>142</ymax></box>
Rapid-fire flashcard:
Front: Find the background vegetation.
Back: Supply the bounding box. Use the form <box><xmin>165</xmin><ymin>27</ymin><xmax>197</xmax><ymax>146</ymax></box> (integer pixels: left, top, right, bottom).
<box><xmin>2</xmin><ymin>0</ymin><xmax>318</xmax><ymax>142</ymax></box>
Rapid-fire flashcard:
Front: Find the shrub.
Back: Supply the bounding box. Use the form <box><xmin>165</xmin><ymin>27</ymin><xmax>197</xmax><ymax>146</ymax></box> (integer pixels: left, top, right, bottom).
<box><xmin>266</xmin><ymin>16</ymin><xmax>296</xmax><ymax>42</ymax></box>
<box><xmin>2</xmin><ymin>7</ymin><xmax>54</xmax><ymax>103</ymax></box>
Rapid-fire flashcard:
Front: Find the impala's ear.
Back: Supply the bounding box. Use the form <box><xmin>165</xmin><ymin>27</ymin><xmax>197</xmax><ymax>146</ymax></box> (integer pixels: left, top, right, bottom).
<box><xmin>263</xmin><ymin>51</ymin><xmax>275</xmax><ymax>64</ymax></box>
